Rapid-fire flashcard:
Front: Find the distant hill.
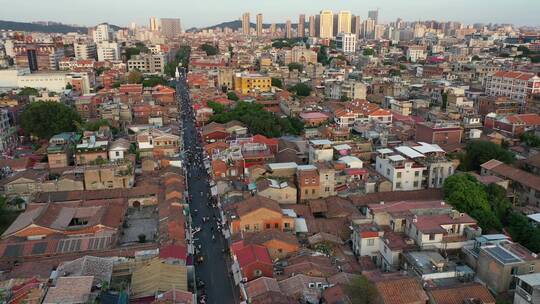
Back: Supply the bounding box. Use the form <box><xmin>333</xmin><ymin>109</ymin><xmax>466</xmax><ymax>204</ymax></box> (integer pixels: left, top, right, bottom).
<box><xmin>0</xmin><ymin>20</ymin><xmax>123</xmax><ymax>34</ymax></box>
<box><xmin>203</xmin><ymin>20</ymin><xmax>299</xmax><ymax>31</ymax></box>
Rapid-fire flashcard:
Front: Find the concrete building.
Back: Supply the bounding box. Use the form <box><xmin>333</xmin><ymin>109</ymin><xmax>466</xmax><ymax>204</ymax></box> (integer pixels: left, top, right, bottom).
<box><xmin>308</xmin><ymin>140</ymin><xmax>333</xmax><ymax>163</ymax></box>
<box><xmin>16</xmin><ymin>71</ymin><xmax>90</xmax><ymax>94</ymax></box>
<box><xmin>325</xmin><ymin>80</ymin><xmax>366</xmax><ymax>100</ymax></box>
<box><xmin>337</xmin><ymin>11</ymin><xmax>352</xmax><ymax>34</ymax></box>
<box><xmin>256</xmin><ymin>14</ymin><xmax>263</xmax><ymax>37</ymax></box>
<box><xmin>242</xmin><ymin>13</ymin><xmax>250</xmax><ymax>35</ymax></box>
<box><xmin>160</xmin><ymin>18</ymin><xmax>182</xmax><ymax>38</ymax></box>
<box><xmin>0</xmin><ymin>109</ymin><xmax>16</xmax><ymax>154</ymax></box>
<box><xmin>298</xmin><ymin>14</ymin><xmax>305</xmax><ymax>38</ymax></box>
<box><xmin>361</xmin><ymin>18</ymin><xmax>375</xmax><ymax>39</ymax></box>
<box><xmin>127</xmin><ymin>53</ymin><xmax>166</xmax><ymax>74</ymax></box>
<box><xmin>285</xmin><ymin>20</ymin><xmax>292</xmax><ymax>39</ymax></box>
<box><xmin>375</xmin><ymin>148</ymin><xmax>426</xmax><ymax>191</ymax></box>
<box><xmin>368</xmin><ymin>10</ymin><xmax>379</xmax><ymax>24</ymax></box>
<box><xmin>233</xmin><ymin>72</ymin><xmax>271</xmax><ymax>95</ymax></box>
<box><xmin>308</xmin><ymin>16</ymin><xmax>316</xmax><ymax>37</ymax></box>
<box><xmin>149</xmin><ymin>17</ymin><xmax>159</xmax><ymax>32</ymax></box>
<box><xmin>97</xmin><ymin>41</ymin><xmax>120</xmax><ymax>62</ymax></box>
<box><xmin>74</xmin><ymin>42</ymin><xmax>97</xmax><ymax>60</ymax></box>
<box><xmin>336</xmin><ymin>32</ymin><xmax>356</xmax><ymax>54</ymax></box>
<box><xmin>319</xmin><ymin>10</ymin><xmax>334</xmax><ymax>39</ymax></box>
<box><xmin>93</xmin><ymin>23</ymin><xmax>113</xmax><ymax>43</ymax></box>
<box><xmin>14</xmin><ymin>43</ymin><xmax>63</xmax><ymax>71</ymax></box>
<box><xmin>485</xmin><ymin>71</ymin><xmax>540</xmax><ymax>107</ymax></box>
<box><xmin>84</xmin><ymin>161</ymin><xmax>134</xmax><ymax>190</ymax></box>
<box><xmin>514</xmin><ymin>273</ymin><xmax>540</xmax><ymax>304</ymax></box>
<box><xmin>415</xmin><ymin>121</ymin><xmax>463</xmax><ymax>146</ymax></box>
<box><xmin>406</xmin><ymin>45</ymin><xmax>427</xmax><ymax>63</ymax></box>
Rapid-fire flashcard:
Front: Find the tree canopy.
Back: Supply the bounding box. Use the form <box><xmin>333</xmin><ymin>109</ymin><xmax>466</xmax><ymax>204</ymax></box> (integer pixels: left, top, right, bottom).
<box><xmin>20</xmin><ymin>101</ymin><xmax>81</xmax><ymax>139</ymax></box>
<box><xmin>211</xmin><ymin>101</ymin><xmax>304</xmax><ymax>137</ymax></box>
<box><xmin>345</xmin><ymin>275</ymin><xmax>379</xmax><ymax>304</ymax></box>
<box><xmin>271</xmin><ymin>77</ymin><xmax>283</xmax><ymax>89</ymax></box>
<box><xmin>287</xmin><ymin>83</ymin><xmax>312</xmax><ymax>97</ymax></box>
<box><xmin>17</xmin><ymin>87</ymin><xmax>39</xmax><ymax>96</ymax></box>
<box><xmin>164</xmin><ymin>45</ymin><xmax>191</xmax><ymax>77</ymax></box>
<box><xmin>443</xmin><ymin>173</ymin><xmax>501</xmax><ymax>231</ymax></box>
<box><xmin>460</xmin><ymin>140</ymin><xmax>515</xmax><ymax>171</ymax></box>
<box><xmin>227</xmin><ymin>91</ymin><xmax>239</xmax><ymax>101</ymax></box>
<box><xmin>288</xmin><ymin>62</ymin><xmax>303</xmax><ymax>72</ymax></box>
<box><xmin>363</xmin><ymin>48</ymin><xmax>375</xmax><ymax>56</ymax></box>
<box><xmin>142</xmin><ymin>75</ymin><xmax>169</xmax><ymax>87</ymax></box>
<box><xmin>520</xmin><ymin>131</ymin><xmax>540</xmax><ymax>148</ymax></box>
<box><xmin>127</xmin><ymin>70</ymin><xmax>143</xmax><ymax>84</ymax></box>
<box><xmin>200</xmin><ymin>43</ymin><xmax>219</xmax><ymax>56</ymax></box>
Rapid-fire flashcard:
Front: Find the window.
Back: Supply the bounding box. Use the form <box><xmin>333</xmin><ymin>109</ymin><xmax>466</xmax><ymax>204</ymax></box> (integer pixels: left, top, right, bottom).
<box><xmin>254</xmin><ymin>224</ymin><xmax>260</xmax><ymax>231</ymax></box>
<box><xmin>266</xmin><ymin>223</ymin><xmax>271</xmax><ymax>229</ymax></box>
<box><xmin>386</xmin><ymin>168</ymin><xmax>390</xmax><ymax>175</ymax></box>
<box><xmin>305</xmin><ymin>189</ymin><xmax>308</xmax><ymax>195</ymax></box>
<box><xmin>312</xmin><ymin>189</ymin><xmax>315</xmax><ymax>194</ymax></box>
<box><xmin>284</xmin><ymin>222</ymin><xmax>290</xmax><ymax>228</ymax></box>
<box><xmin>367</xmin><ymin>239</ymin><xmax>375</xmax><ymax>246</ymax></box>
<box><xmin>274</xmin><ymin>223</ymin><xmax>279</xmax><ymax>229</ymax></box>
<box><xmin>244</xmin><ymin>225</ymin><xmax>250</xmax><ymax>231</ymax></box>
<box><xmin>413</xmin><ymin>181</ymin><xmax>419</xmax><ymax>187</ymax></box>
<box><xmin>396</xmin><ymin>182</ymin><xmax>401</xmax><ymax>189</ymax></box>
<box><xmin>429</xmin><ymin>234</ymin><xmax>435</xmax><ymax>240</ymax></box>
<box><xmin>396</xmin><ymin>172</ymin><xmax>402</xmax><ymax>178</ymax></box>
<box><xmin>415</xmin><ymin>171</ymin><xmax>419</xmax><ymax>177</ymax></box>
<box><xmin>530</xmin><ymin>264</ymin><xmax>535</xmax><ymax>273</ymax></box>
<box><xmin>325</xmin><ymin>187</ymin><xmax>330</xmax><ymax>192</ymax></box>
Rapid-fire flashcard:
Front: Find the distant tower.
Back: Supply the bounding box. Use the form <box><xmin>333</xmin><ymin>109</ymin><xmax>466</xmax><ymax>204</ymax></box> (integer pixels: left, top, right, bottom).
<box><xmin>298</xmin><ymin>14</ymin><xmax>305</xmax><ymax>38</ymax></box>
<box><xmin>285</xmin><ymin>20</ymin><xmax>292</xmax><ymax>39</ymax></box>
<box><xmin>256</xmin><ymin>14</ymin><xmax>263</xmax><ymax>37</ymax></box>
<box><xmin>308</xmin><ymin>15</ymin><xmax>316</xmax><ymax>37</ymax></box>
<box><xmin>319</xmin><ymin>10</ymin><xmax>334</xmax><ymax>39</ymax></box>
<box><xmin>149</xmin><ymin>17</ymin><xmax>159</xmax><ymax>31</ymax></box>
<box><xmin>368</xmin><ymin>9</ymin><xmax>379</xmax><ymax>24</ymax></box>
<box><xmin>337</xmin><ymin>11</ymin><xmax>352</xmax><ymax>34</ymax></box>
<box><xmin>242</xmin><ymin>12</ymin><xmax>250</xmax><ymax>35</ymax></box>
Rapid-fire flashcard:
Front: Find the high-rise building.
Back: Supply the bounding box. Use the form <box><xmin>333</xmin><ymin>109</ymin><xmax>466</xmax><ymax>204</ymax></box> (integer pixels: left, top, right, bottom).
<box><xmin>285</xmin><ymin>20</ymin><xmax>292</xmax><ymax>39</ymax></box>
<box><xmin>74</xmin><ymin>42</ymin><xmax>97</xmax><ymax>60</ymax></box>
<box><xmin>298</xmin><ymin>14</ymin><xmax>305</xmax><ymax>38</ymax></box>
<box><xmin>336</xmin><ymin>33</ymin><xmax>356</xmax><ymax>54</ymax></box>
<box><xmin>242</xmin><ymin>12</ymin><xmax>250</xmax><ymax>35</ymax></box>
<box><xmin>150</xmin><ymin>17</ymin><xmax>159</xmax><ymax>32</ymax></box>
<box><xmin>362</xmin><ymin>18</ymin><xmax>376</xmax><ymax>39</ymax></box>
<box><xmin>160</xmin><ymin>18</ymin><xmax>181</xmax><ymax>38</ymax></box>
<box><xmin>256</xmin><ymin>14</ymin><xmax>263</xmax><ymax>37</ymax></box>
<box><xmin>93</xmin><ymin>23</ymin><xmax>112</xmax><ymax>43</ymax></box>
<box><xmin>270</xmin><ymin>23</ymin><xmax>276</xmax><ymax>35</ymax></box>
<box><xmin>319</xmin><ymin>10</ymin><xmax>334</xmax><ymax>39</ymax></box>
<box><xmin>337</xmin><ymin>11</ymin><xmax>352</xmax><ymax>34</ymax></box>
<box><xmin>14</xmin><ymin>43</ymin><xmax>63</xmax><ymax>71</ymax></box>
<box><xmin>353</xmin><ymin>16</ymin><xmax>362</xmax><ymax>36</ymax></box>
<box><xmin>309</xmin><ymin>15</ymin><xmax>316</xmax><ymax>37</ymax></box>
<box><xmin>368</xmin><ymin>10</ymin><xmax>379</xmax><ymax>24</ymax></box>
<box><xmin>97</xmin><ymin>41</ymin><xmax>120</xmax><ymax>61</ymax></box>
<box><xmin>374</xmin><ymin>24</ymin><xmax>386</xmax><ymax>39</ymax></box>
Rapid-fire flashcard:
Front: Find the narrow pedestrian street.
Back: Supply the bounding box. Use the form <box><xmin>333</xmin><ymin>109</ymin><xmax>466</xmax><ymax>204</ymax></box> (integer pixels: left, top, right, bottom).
<box><xmin>176</xmin><ymin>73</ymin><xmax>238</xmax><ymax>304</ymax></box>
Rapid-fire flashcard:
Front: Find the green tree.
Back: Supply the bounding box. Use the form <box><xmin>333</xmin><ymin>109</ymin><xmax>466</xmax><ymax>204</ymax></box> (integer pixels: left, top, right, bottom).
<box><xmin>388</xmin><ymin>69</ymin><xmax>401</xmax><ymax>77</ymax></box>
<box><xmin>65</xmin><ymin>83</ymin><xmax>73</xmax><ymax>90</ymax></box>
<box><xmin>20</xmin><ymin>101</ymin><xmax>81</xmax><ymax>140</ymax></box>
<box><xmin>346</xmin><ymin>275</ymin><xmax>379</xmax><ymax>304</ymax></box>
<box><xmin>288</xmin><ymin>62</ymin><xmax>303</xmax><ymax>72</ymax></box>
<box><xmin>288</xmin><ymin>83</ymin><xmax>312</xmax><ymax>97</ymax></box>
<box><xmin>200</xmin><ymin>43</ymin><xmax>219</xmax><ymax>56</ymax></box>
<box><xmin>127</xmin><ymin>70</ymin><xmax>143</xmax><ymax>84</ymax></box>
<box><xmin>0</xmin><ymin>196</ymin><xmax>22</xmax><ymax>234</ymax></box>
<box><xmin>520</xmin><ymin>131</ymin><xmax>540</xmax><ymax>147</ymax></box>
<box><xmin>486</xmin><ymin>183</ymin><xmax>512</xmax><ymax>221</ymax></box>
<box><xmin>207</xmin><ymin>101</ymin><xmax>225</xmax><ymax>115</ymax></box>
<box><xmin>142</xmin><ymin>76</ymin><xmax>168</xmax><ymax>87</ymax></box>
<box><xmin>472</xmin><ymin>55</ymin><xmax>481</xmax><ymax>61</ymax></box>
<box><xmin>271</xmin><ymin>77</ymin><xmax>283</xmax><ymax>89</ymax></box>
<box><xmin>461</xmin><ymin>140</ymin><xmax>515</xmax><ymax>171</ymax></box>
<box><xmin>363</xmin><ymin>48</ymin><xmax>375</xmax><ymax>56</ymax></box>
<box><xmin>443</xmin><ymin>173</ymin><xmax>501</xmax><ymax>231</ymax></box>
<box><xmin>17</xmin><ymin>87</ymin><xmax>39</xmax><ymax>96</ymax></box>
<box><xmin>441</xmin><ymin>92</ymin><xmax>448</xmax><ymax>110</ymax></box>
<box><xmin>227</xmin><ymin>91</ymin><xmax>239</xmax><ymax>101</ymax></box>
<box><xmin>164</xmin><ymin>45</ymin><xmax>191</xmax><ymax>77</ymax></box>
<box><xmin>317</xmin><ymin>45</ymin><xmax>330</xmax><ymax>65</ymax></box>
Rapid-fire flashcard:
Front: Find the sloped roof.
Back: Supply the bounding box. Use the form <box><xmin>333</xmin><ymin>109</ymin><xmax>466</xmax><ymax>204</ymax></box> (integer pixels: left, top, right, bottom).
<box><xmin>43</xmin><ymin>276</ymin><xmax>93</xmax><ymax>304</ymax></box>
<box><xmin>375</xmin><ymin>277</ymin><xmax>428</xmax><ymax>304</ymax></box>
<box><xmin>429</xmin><ymin>283</ymin><xmax>495</xmax><ymax>304</ymax></box>
<box><xmin>235</xmin><ymin>195</ymin><xmax>282</xmax><ymax>217</ymax></box>
<box><xmin>243</xmin><ymin>229</ymin><xmax>299</xmax><ymax>247</ymax></box>
<box><xmin>131</xmin><ymin>258</ymin><xmax>188</xmax><ymax>299</ymax></box>
<box><xmin>234</xmin><ymin>244</ymin><xmax>272</xmax><ymax>268</ymax></box>
<box><xmin>56</xmin><ymin>256</ymin><xmax>113</xmax><ymax>285</ymax></box>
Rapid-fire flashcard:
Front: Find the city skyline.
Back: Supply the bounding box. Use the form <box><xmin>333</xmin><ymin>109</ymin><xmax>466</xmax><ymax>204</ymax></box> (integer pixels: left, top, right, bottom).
<box><xmin>1</xmin><ymin>0</ymin><xmax>539</xmax><ymax>29</ymax></box>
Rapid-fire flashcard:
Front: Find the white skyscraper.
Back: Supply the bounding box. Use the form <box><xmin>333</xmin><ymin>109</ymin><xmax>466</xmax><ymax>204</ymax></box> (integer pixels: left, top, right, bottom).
<box><xmin>93</xmin><ymin>23</ymin><xmax>112</xmax><ymax>43</ymax></box>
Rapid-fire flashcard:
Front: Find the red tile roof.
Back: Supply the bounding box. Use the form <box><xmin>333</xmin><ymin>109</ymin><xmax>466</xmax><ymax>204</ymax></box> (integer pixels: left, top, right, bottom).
<box><xmin>375</xmin><ymin>277</ymin><xmax>428</xmax><ymax>304</ymax></box>
<box><xmin>429</xmin><ymin>283</ymin><xmax>495</xmax><ymax>304</ymax></box>
<box><xmin>234</xmin><ymin>244</ymin><xmax>272</xmax><ymax>267</ymax></box>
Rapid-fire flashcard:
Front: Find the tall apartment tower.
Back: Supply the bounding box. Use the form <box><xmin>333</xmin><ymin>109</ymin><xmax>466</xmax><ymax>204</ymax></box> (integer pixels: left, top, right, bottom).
<box><xmin>309</xmin><ymin>15</ymin><xmax>316</xmax><ymax>37</ymax></box>
<box><xmin>285</xmin><ymin>20</ymin><xmax>292</xmax><ymax>38</ymax></box>
<box><xmin>93</xmin><ymin>23</ymin><xmax>112</xmax><ymax>43</ymax></box>
<box><xmin>256</xmin><ymin>14</ymin><xmax>263</xmax><ymax>36</ymax></box>
<box><xmin>319</xmin><ymin>10</ymin><xmax>334</xmax><ymax>39</ymax></box>
<box><xmin>353</xmin><ymin>16</ymin><xmax>362</xmax><ymax>36</ymax></box>
<box><xmin>242</xmin><ymin>12</ymin><xmax>250</xmax><ymax>35</ymax></box>
<box><xmin>160</xmin><ymin>18</ymin><xmax>181</xmax><ymax>38</ymax></box>
<box><xmin>337</xmin><ymin>10</ymin><xmax>352</xmax><ymax>34</ymax></box>
<box><xmin>298</xmin><ymin>14</ymin><xmax>305</xmax><ymax>38</ymax></box>
<box><xmin>149</xmin><ymin>17</ymin><xmax>159</xmax><ymax>31</ymax></box>
<box><xmin>368</xmin><ymin>9</ymin><xmax>379</xmax><ymax>24</ymax></box>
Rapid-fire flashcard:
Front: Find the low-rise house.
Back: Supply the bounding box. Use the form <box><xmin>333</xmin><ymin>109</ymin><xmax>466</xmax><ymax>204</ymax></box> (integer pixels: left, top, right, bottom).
<box><xmin>484</xmin><ymin>113</ymin><xmax>540</xmax><ymax>137</ymax></box>
<box><xmin>233</xmin><ymin>244</ymin><xmax>273</xmax><ymax>282</ymax></box>
<box><xmin>226</xmin><ymin>195</ymin><xmax>295</xmax><ymax>235</ymax></box>
<box><xmin>277</xmin><ymin>274</ymin><xmax>328</xmax><ymax>304</ymax></box>
<box><xmin>47</xmin><ymin>132</ymin><xmax>78</xmax><ymax>169</ymax></box>
<box><xmin>83</xmin><ymin>161</ymin><xmax>134</xmax><ymax>190</ymax></box>
<box><xmin>136</xmin><ymin>129</ymin><xmax>180</xmax><ymax>158</ymax></box>
<box><xmin>375</xmin><ymin>276</ymin><xmax>428</xmax><ymax>304</ymax></box>
<box><xmin>108</xmin><ymin>138</ymin><xmax>130</xmax><ymax>161</ymax></box>
<box><xmin>43</xmin><ymin>276</ymin><xmax>94</xmax><ymax>304</ymax></box>
<box><xmin>75</xmin><ymin>135</ymin><xmax>108</xmax><ymax>165</ymax></box>
<box><xmin>239</xmin><ymin>229</ymin><xmax>300</xmax><ymax>260</ymax></box>
<box><xmin>130</xmin><ymin>258</ymin><xmax>188</xmax><ymax>300</ymax></box>
<box><xmin>0</xmin><ymin>169</ymin><xmax>48</xmax><ymax>200</ymax></box>
<box><xmin>514</xmin><ymin>273</ymin><xmax>540</xmax><ymax>304</ymax></box>
<box><xmin>481</xmin><ymin>159</ymin><xmax>540</xmax><ymax>206</ymax></box>
<box><xmin>256</xmin><ymin>178</ymin><xmax>297</xmax><ymax>204</ymax></box>
<box><xmin>462</xmin><ymin>235</ymin><xmax>540</xmax><ymax>294</ymax></box>
<box><xmin>403</xmin><ymin>251</ymin><xmax>474</xmax><ymax>283</ymax></box>
<box><xmin>428</xmin><ymin>283</ymin><xmax>495</xmax><ymax>304</ymax></box>
<box><xmin>296</xmin><ymin>164</ymin><xmax>336</xmax><ymax>202</ymax></box>
<box><xmin>308</xmin><ymin>139</ymin><xmax>333</xmax><ymax>163</ymax></box>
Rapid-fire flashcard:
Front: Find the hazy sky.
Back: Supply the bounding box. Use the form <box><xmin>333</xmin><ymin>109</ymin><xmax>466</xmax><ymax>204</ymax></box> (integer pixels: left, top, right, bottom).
<box><xmin>1</xmin><ymin>0</ymin><xmax>538</xmax><ymax>28</ymax></box>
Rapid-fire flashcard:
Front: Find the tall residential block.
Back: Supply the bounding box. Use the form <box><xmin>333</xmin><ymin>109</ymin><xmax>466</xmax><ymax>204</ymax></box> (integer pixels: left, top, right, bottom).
<box><xmin>319</xmin><ymin>10</ymin><xmax>334</xmax><ymax>39</ymax></box>
<box><xmin>285</xmin><ymin>20</ymin><xmax>292</xmax><ymax>39</ymax></box>
<box><xmin>256</xmin><ymin>14</ymin><xmax>263</xmax><ymax>36</ymax></box>
<box><xmin>298</xmin><ymin>14</ymin><xmax>305</xmax><ymax>38</ymax></box>
<box><xmin>368</xmin><ymin>9</ymin><xmax>379</xmax><ymax>24</ymax></box>
<box><xmin>337</xmin><ymin>10</ymin><xmax>352</xmax><ymax>34</ymax></box>
<box><xmin>242</xmin><ymin>12</ymin><xmax>250</xmax><ymax>35</ymax></box>
<box><xmin>309</xmin><ymin>15</ymin><xmax>316</xmax><ymax>37</ymax></box>
<box><xmin>149</xmin><ymin>17</ymin><xmax>159</xmax><ymax>31</ymax></box>
<box><xmin>160</xmin><ymin>18</ymin><xmax>181</xmax><ymax>38</ymax></box>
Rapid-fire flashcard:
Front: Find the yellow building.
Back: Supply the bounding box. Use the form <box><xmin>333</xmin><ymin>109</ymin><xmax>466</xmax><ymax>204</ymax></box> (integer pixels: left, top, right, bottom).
<box><xmin>234</xmin><ymin>72</ymin><xmax>271</xmax><ymax>95</ymax></box>
<box><xmin>319</xmin><ymin>10</ymin><xmax>334</xmax><ymax>39</ymax></box>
